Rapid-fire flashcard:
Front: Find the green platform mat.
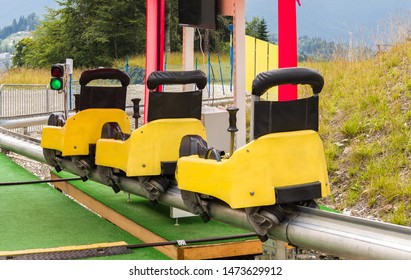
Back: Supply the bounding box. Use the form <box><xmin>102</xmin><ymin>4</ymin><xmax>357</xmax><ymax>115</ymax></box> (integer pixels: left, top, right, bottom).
<box><xmin>0</xmin><ymin>153</ymin><xmax>168</xmax><ymax>260</ymax></box>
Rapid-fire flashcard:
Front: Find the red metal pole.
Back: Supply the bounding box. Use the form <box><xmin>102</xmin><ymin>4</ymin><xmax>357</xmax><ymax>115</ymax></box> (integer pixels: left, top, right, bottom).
<box><xmin>278</xmin><ymin>0</ymin><xmax>298</xmax><ymax>101</ymax></box>
<box><xmin>158</xmin><ymin>0</ymin><xmax>165</xmax><ymax>71</ymax></box>
<box><xmin>144</xmin><ymin>0</ymin><xmax>165</xmax><ymax>123</ymax></box>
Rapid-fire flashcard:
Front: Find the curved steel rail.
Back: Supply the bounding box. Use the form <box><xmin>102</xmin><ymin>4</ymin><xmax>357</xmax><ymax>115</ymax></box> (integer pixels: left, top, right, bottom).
<box><xmin>0</xmin><ymin>128</ymin><xmax>411</xmax><ymax>259</ymax></box>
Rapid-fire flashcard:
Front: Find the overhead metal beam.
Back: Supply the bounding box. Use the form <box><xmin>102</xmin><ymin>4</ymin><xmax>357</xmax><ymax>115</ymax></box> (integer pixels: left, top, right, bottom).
<box><xmin>1</xmin><ymin>130</ymin><xmax>411</xmax><ymax>259</ymax></box>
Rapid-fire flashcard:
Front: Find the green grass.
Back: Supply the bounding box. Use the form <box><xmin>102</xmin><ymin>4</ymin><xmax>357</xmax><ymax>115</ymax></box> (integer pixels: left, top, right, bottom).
<box><xmin>389</xmin><ymin>202</ymin><xmax>411</xmax><ymax>226</ymax></box>
<box><xmin>114</xmin><ymin>52</ymin><xmax>232</xmax><ymax>84</ymax></box>
<box><xmin>0</xmin><ymin>67</ymin><xmax>83</xmax><ymax>84</ymax></box>
<box><xmin>303</xmin><ymin>42</ymin><xmax>411</xmax><ymax>225</ymax></box>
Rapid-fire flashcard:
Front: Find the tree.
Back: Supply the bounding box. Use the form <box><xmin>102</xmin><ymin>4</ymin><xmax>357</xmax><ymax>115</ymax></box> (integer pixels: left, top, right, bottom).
<box><xmin>12</xmin><ymin>37</ymin><xmax>34</xmax><ymax>67</ymax></box>
<box><xmin>23</xmin><ymin>9</ymin><xmax>71</xmax><ymax>67</ymax></box>
<box><xmin>17</xmin><ymin>0</ymin><xmax>147</xmax><ymax>68</ymax></box>
<box><xmin>246</xmin><ymin>16</ymin><xmax>270</xmax><ymax>42</ymax></box>
<box><xmin>257</xmin><ymin>18</ymin><xmax>269</xmax><ymax>42</ymax></box>
<box><xmin>167</xmin><ymin>0</ymin><xmax>182</xmax><ymax>53</ymax></box>
<box><xmin>246</xmin><ymin>17</ymin><xmax>259</xmax><ymax>38</ymax></box>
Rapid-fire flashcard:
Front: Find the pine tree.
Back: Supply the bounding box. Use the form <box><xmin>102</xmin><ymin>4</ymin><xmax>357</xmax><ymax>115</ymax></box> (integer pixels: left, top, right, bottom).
<box><xmin>257</xmin><ymin>18</ymin><xmax>269</xmax><ymax>42</ymax></box>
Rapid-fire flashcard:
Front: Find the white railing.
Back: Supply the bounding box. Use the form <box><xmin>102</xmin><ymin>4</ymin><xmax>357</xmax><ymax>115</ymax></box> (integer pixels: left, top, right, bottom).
<box><xmin>0</xmin><ymin>84</ymin><xmax>66</xmax><ymax>117</ymax></box>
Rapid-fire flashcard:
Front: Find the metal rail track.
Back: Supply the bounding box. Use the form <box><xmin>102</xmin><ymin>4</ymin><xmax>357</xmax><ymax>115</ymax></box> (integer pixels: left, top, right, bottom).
<box><xmin>0</xmin><ymin>126</ymin><xmax>40</xmax><ymax>145</ymax></box>
<box><xmin>1</xmin><ymin>127</ymin><xmax>411</xmax><ymax>259</ymax></box>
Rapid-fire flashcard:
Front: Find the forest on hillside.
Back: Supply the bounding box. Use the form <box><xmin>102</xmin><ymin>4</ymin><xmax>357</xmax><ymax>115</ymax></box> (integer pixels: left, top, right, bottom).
<box><xmin>0</xmin><ymin>13</ymin><xmax>38</xmax><ymax>54</ymax></box>
<box><xmin>0</xmin><ymin>13</ymin><xmax>38</xmax><ymax>40</ymax></box>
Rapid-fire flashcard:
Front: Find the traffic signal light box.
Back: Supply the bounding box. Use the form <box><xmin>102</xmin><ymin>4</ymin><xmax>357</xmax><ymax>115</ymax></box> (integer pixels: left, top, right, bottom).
<box><xmin>50</xmin><ymin>64</ymin><xmax>65</xmax><ymax>91</ymax></box>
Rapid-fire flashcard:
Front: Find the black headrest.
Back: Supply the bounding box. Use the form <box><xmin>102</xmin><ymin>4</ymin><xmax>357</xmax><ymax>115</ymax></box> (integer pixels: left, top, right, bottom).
<box><xmin>146</xmin><ymin>70</ymin><xmax>207</xmax><ymax>90</ymax></box>
<box><xmin>79</xmin><ymin>68</ymin><xmax>130</xmax><ymax>87</ymax></box>
<box><xmin>252</xmin><ymin>67</ymin><xmax>324</xmax><ymax>97</ymax></box>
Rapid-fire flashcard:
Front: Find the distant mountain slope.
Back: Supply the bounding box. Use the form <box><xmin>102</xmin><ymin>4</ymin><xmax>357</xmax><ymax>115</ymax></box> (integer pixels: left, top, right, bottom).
<box><xmin>246</xmin><ymin>0</ymin><xmax>411</xmax><ymax>43</ymax></box>
<box><xmin>0</xmin><ymin>0</ymin><xmax>58</xmax><ymax>28</ymax></box>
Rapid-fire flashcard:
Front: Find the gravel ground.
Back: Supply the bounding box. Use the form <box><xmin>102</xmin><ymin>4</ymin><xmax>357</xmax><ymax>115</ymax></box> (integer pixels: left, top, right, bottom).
<box><xmin>5</xmin><ymin>151</ymin><xmax>52</xmax><ymax>180</ymax></box>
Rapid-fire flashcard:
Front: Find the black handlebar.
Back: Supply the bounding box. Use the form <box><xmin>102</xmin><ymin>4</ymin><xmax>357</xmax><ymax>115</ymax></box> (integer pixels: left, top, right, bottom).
<box><xmin>79</xmin><ymin>68</ymin><xmax>130</xmax><ymax>87</ymax></box>
<box><xmin>146</xmin><ymin>70</ymin><xmax>207</xmax><ymax>90</ymax></box>
<box><xmin>251</xmin><ymin>67</ymin><xmax>324</xmax><ymax>97</ymax></box>
<box><xmin>227</xmin><ymin>107</ymin><xmax>239</xmax><ymax>133</ymax></box>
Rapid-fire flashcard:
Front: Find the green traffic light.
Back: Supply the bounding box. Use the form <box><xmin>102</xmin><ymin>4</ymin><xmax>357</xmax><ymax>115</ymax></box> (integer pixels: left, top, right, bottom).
<box><xmin>50</xmin><ymin>78</ymin><xmax>63</xmax><ymax>90</ymax></box>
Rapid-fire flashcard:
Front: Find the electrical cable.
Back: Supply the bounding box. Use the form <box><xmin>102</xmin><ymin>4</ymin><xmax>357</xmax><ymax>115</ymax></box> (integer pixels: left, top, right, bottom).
<box><xmin>126</xmin><ymin>232</ymin><xmax>258</xmax><ymax>250</ymax></box>
<box><xmin>0</xmin><ymin>177</ymin><xmax>83</xmax><ymax>187</ymax></box>
<box><xmin>209</xmin><ymin>62</ymin><xmax>216</xmax><ymax>107</ymax></box>
<box><xmin>196</xmin><ymin>27</ymin><xmax>217</xmax><ymax>107</ymax></box>
<box><xmin>196</xmin><ymin>28</ymin><xmax>210</xmax><ymax>101</ymax></box>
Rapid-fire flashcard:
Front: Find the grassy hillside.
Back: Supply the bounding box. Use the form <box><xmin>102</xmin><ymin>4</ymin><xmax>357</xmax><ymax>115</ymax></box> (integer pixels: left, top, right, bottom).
<box><xmin>304</xmin><ymin>42</ymin><xmax>411</xmax><ymax>225</ymax></box>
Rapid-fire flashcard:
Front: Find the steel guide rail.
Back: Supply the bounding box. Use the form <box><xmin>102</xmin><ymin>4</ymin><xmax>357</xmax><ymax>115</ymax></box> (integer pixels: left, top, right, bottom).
<box><xmin>0</xmin><ymin>126</ymin><xmax>41</xmax><ymax>146</ymax></box>
<box><xmin>1</xmin><ymin>128</ymin><xmax>411</xmax><ymax>259</ymax></box>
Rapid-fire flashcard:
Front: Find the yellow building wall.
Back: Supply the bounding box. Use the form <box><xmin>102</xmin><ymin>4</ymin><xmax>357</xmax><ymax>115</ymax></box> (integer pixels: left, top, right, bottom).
<box><xmin>245</xmin><ymin>35</ymin><xmax>278</xmax><ymax>100</ymax></box>
<box><xmin>245</xmin><ymin>35</ymin><xmax>256</xmax><ymax>95</ymax></box>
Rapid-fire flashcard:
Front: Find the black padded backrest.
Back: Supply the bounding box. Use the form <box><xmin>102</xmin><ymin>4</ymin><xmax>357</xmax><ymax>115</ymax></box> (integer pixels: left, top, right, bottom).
<box><xmin>253</xmin><ymin>96</ymin><xmax>319</xmax><ymax>139</ymax></box>
<box><xmin>79</xmin><ymin>86</ymin><xmax>127</xmax><ymax>111</ymax></box>
<box><xmin>78</xmin><ymin>68</ymin><xmax>129</xmax><ymax>111</ymax></box>
<box><xmin>146</xmin><ymin>70</ymin><xmax>206</xmax><ymax>122</ymax></box>
<box><xmin>252</xmin><ymin>67</ymin><xmax>323</xmax><ymax>138</ymax></box>
<box><xmin>147</xmin><ymin>90</ymin><xmax>202</xmax><ymax>122</ymax></box>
